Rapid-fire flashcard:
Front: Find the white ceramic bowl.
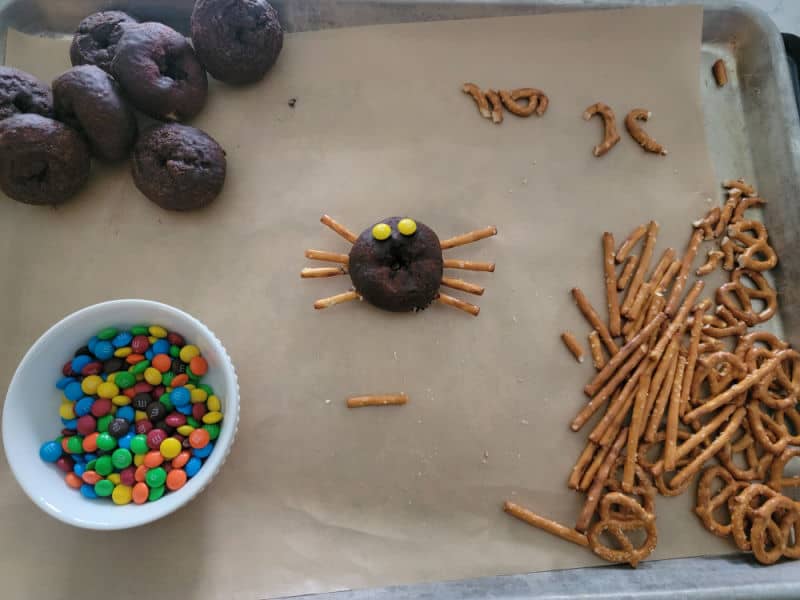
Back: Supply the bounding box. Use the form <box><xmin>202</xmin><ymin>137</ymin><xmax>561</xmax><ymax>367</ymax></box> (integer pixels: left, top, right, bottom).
<box><xmin>2</xmin><ymin>299</ymin><xmax>239</xmax><ymax>530</ymax></box>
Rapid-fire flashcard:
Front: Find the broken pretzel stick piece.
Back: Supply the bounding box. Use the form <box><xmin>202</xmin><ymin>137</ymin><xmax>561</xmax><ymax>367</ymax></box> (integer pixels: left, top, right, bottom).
<box><xmin>440</xmin><ymin>277</ymin><xmax>484</xmax><ymax>296</ymax></box>
<box><xmin>696</xmin><ymin>250</ymin><xmax>724</xmax><ymax>276</ymax></box>
<box><xmin>583</xmin><ymin>102</ymin><xmax>620</xmax><ymax>157</ymax></box>
<box><xmin>621</xmin><ymin>220</ymin><xmax>659</xmax><ymax>318</ymax></box>
<box><xmin>692</xmin><ymin>207</ymin><xmax>720</xmax><ymax>241</ymax></box>
<box><xmin>588</xmin><ymin>331</ymin><xmax>606</xmax><ymax>370</ymax></box>
<box><xmin>305</xmin><ymin>249</ymin><xmax>350</xmax><ymax>264</ymax></box>
<box><xmin>503</xmin><ymin>501</ymin><xmax>589</xmax><ymax>548</ymax></box>
<box><xmin>654</xmin><ymin>260</ymin><xmax>681</xmax><ymax>297</ymax></box>
<box><xmin>571</xmin><ymin>288</ymin><xmax>618</xmax><ymax>356</ymax></box>
<box><xmin>616</xmin><ymin>224</ymin><xmax>646</xmax><ymax>263</ymax></box>
<box><xmin>314</xmin><ymin>290</ymin><xmax>360</xmax><ymax>310</ymax></box>
<box><xmin>569</xmin><ymin>440</ymin><xmax>598</xmax><ymax>490</ymax></box>
<box><xmin>462</xmin><ymin>83</ymin><xmax>491</xmax><ymax>119</ymax></box>
<box><xmin>712</xmin><ymin>59</ymin><xmax>728</xmax><ymax>87</ymax></box>
<box><xmin>437</xmin><ymin>292</ymin><xmax>480</xmax><ymax>316</ymax></box>
<box><xmin>576</xmin><ymin>427</ymin><xmax>628</xmax><ymax>533</ymax></box>
<box><xmin>625</xmin><ymin>109</ymin><xmax>667</xmax><ymax>155</ymax></box>
<box><xmin>714</xmin><ymin>195</ymin><xmax>738</xmax><ymax>238</ymax></box>
<box><xmin>440</xmin><ymin>226</ymin><xmax>498</xmax><ymax>250</ymax></box>
<box><xmin>602</xmin><ymin>232</ymin><xmax>621</xmax><ymax>337</ymax></box>
<box><xmin>301</xmin><ymin>267</ymin><xmax>348</xmax><ymax>278</ymax></box>
<box><xmin>443</xmin><ymin>258</ymin><xmax>495</xmax><ymax>272</ymax></box>
<box><xmin>561</xmin><ymin>331</ymin><xmax>585</xmax><ymax>364</ymax></box>
<box><xmin>320</xmin><ymin>214</ymin><xmax>357</xmax><ymax>244</ymax></box>
<box><xmin>720</xmin><ymin>237</ymin><xmax>735</xmax><ymax>270</ymax></box>
<box><xmin>486</xmin><ymin>89</ymin><xmax>503</xmax><ymax>124</ymax></box>
<box><xmin>347</xmin><ymin>393</ymin><xmax>408</xmax><ymax>408</ymax></box>
<box><xmin>618</xmin><ymin>255</ymin><xmax>638</xmax><ymax>290</ymax></box>
<box><xmin>723</xmin><ymin>178</ymin><xmax>756</xmax><ymax>197</ymax></box>
<box><xmin>665</xmin><ymin>228</ymin><xmax>703</xmax><ymax>316</ymax></box>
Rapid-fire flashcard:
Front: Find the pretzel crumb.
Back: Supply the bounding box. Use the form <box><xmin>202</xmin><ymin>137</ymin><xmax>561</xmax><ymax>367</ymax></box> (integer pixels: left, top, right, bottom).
<box><xmin>712</xmin><ymin>59</ymin><xmax>728</xmax><ymax>87</ymax></box>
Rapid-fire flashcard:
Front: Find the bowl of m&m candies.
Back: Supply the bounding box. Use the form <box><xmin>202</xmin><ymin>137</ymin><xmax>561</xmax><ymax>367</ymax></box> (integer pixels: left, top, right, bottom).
<box><xmin>2</xmin><ymin>299</ymin><xmax>239</xmax><ymax>530</ymax></box>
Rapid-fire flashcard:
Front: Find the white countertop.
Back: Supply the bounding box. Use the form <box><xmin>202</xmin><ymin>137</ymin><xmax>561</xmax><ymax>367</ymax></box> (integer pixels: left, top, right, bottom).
<box><xmin>747</xmin><ymin>0</ymin><xmax>800</xmax><ymax>33</ymax></box>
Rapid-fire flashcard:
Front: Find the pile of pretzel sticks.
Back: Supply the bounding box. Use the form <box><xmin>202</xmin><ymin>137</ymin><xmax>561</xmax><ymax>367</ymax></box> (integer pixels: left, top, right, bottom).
<box><xmin>504</xmin><ymin>179</ymin><xmax>800</xmax><ymax>567</ymax></box>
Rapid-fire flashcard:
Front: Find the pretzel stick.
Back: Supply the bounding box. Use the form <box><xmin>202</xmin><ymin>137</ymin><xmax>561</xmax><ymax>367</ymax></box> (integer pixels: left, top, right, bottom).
<box><xmin>462</xmin><ymin>83</ymin><xmax>490</xmax><ymax>119</ymax></box>
<box><xmin>650</xmin><ymin>280</ymin><xmax>704</xmax><ymax>360</ymax></box>
<box><xmin>306</xmin><ymin>249</ymin><xmax>350</xmax><ymax>264</ymax></box>
<box><xmin>680</xmin><ymin>305</ymin><xmax>707</xmax><ymax>418</ymax></box>
<box><xmin>665</xmin><ymin>228</ymin><xmax>703</xmax><ymax>316</ymax></box>
<box><xmin>571</xmin><ymin>288</ymin><xmax>618</xmax><ymax>356</ymax></box>
<box><xmin>668</xmin><ymin>407</ymin><xmax>745</xmax><ymax>489</ymax></box>
<box><xmin>723</xmin><ymin>178</ymin><xmax>756</xmax><ymax>197</ymax></box>
<box><xmin>625</xmin><ymin>293</ymin><xmax>665</xmax><ymax>344</ymax></box>
<box><xmin>623</xmin><ymin>292</ymin><xmax>651</xmax><ymax>341</ymax></box>
<box><xmin>347</xmin><ymin>393</ymin><xmax>408</xmax><ymax>408</ymax></box>
<box><xmin>440</xmin><ymin>226</ymin><xmax>498</xmax><ymax>250</ymax></box>
<box><xmin>623</xmin><ymin>368</ymin><xmax>652</xmax><ymax>492</ymax></box>
<box><xmin>616</xmin><ymin>225</ymin><xmax>646</xmax><ymax>263</ymax></box>
<box><xmin>644</xmin><ymin>344</ymin><xmax>679</xmax><ymax>442</ymax></box>
<box><xmin>617</xmin><ymin>255</ymin><xmax>638</xmax><ymax>290</ymax></box>
<box><xmin>578</xmin><ymin>439</ymin><xmax>613</xmax><ymax>491</ymax></box>
<box><xmin>683</xmin><ymin>351</ymin><xmax>786</xmax><ymax>422</ymax></box>
<box><xmin>320</xmin><ymin>215</ymin><xmax>357</xmax><ymax>243</ymax></box>
<box><xmin>602</xmin><ymin>232</ymin><xmax>621</xmax><ymax>337</ymax></box>
<box><xmin>713</xmin><ymin>195</ymin><xmax>738</xmax><ymax>238</ymax></box>
<box><xmin>628</xmin><ymin>282</ymin><xmax>655</xmax><ymax>324</ymax></box>
<box><xmin>301</xmin><ymin>267</ymin><xmax>348</xmax><ymax>278</ymax></box>
<box><xmin>444</xmin><ymin>259</ymin><xmax>495</xmax><ymax>272</ymax></box>
<box><xmin>696</xmin><ymin>251</ymin><xmax>724</xmax><ymax>276</ymax></box>
<box><xmin>561</xmin><ymin>332</ymin><xmax>585</xmax><ymax>363</ymax></box>
<box><xmin>664</xmin><ymin>354</ymin><xmax>687</xmax><ymax>471</ymax></box>
<box><xmin>590</xmin><ymin>349</ymin><xmax>651</xmax><ymax>444</ymax></box>
<box><xmin>597</xmin><ymin>388</ymin><xmax>636</xmax><ymax>447</ymax></box>
<box><xmin>572</xmin><ymin>344</ymin><xmax>648</xmax><ymax>431</ymax></box>
<box><xmin>314</xmin><ymin>290</ymin><xmax>360</xmax><ymax>309</ymax></box>
<box><xmin>568</xmin><ymin>440</ymin><xmax>598</xmax><ymax>489</ymax></box>
<box><xmin>655</xmin><ymin>260</ymin><xmax>681</xmax><ymax>296</ymax></box>
<box><xmin>440</xmin><ymin>277</ymin><xmax>484</xmax><ymax>296</ymax></box>
<box><xmin>720</xmin><ymin>237</ymin><xmax>735</xmax><ymax>270</ymax></box>
<box><xmin>437</xmin><ymin>292</ymin><xmax>479</xmax><ymax>316</ymax></box>
<box><xmin>621</xmin><ymin>221</ymin><xmax>658</xmax><ymax>317</ymax></box>
<box><xmin>486</xmin><ymin>89</ymin><xmax>503</xmax><ymax>124</ymax></box>
<box><xmin>583</xmin><ymin>102</ymin><xmax>620</xmax><ymax>157</ymax></box>
<box><xmin>576</xmin><ymin>427</ymin><xmax>628</xmax><ymax>532</ymax></box>
<box><xmin>625</xmin><ymin>109</ymin><xmax>668</xmax><ymax>155</ymax></box>
<box><xmin>584</xmin><ymin>312</ymin><xmax>667</xmax><ymax>397</ymax></box>
<box><xmin>712</xmin><ymin>59</ymin><xmax>728</xmax><ymax>87</ymax></box>
<box><xmin>588</xmin><ymin>331</ymin><xmax>606</xmax><ymax>370</ymax></box>
<box><xmin>503</xmin><ymin>501</ymin><xmax>589</xmax><ymax>548</ymax></box>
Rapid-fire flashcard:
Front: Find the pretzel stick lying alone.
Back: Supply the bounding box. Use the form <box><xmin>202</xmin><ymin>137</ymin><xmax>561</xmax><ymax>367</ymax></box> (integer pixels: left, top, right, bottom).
<box><xmin>561</xmin><ymin>331</ymin><xmax>585</xmax><ymax>363</ymax></box>
<box><xmin>713</xmin><ymin>59</ymin><xmax>728</xmax><ymax>87</ymax></box>
<box><xmin>503</xmin><ymin>501</ymin><xmax>589</xmax><ymax>548</ymax></box>
<box><xmin>625</xmin><ymin>109</ymin><xmax>668</xmax><ymax>155</ymax></box>
<box><xmin>583</xmin><ymin>102</ymin><xmax>620</xmax><ymax>157</ymax></box>
<box><xmin>346</xmin><ymin>393</ymin><xmax>408</xmax><ymax>408</ymax></box>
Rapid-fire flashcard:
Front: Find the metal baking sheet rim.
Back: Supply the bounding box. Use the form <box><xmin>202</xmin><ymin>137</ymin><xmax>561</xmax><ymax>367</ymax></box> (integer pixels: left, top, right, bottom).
<box><xmin>0</xmin><ymin>0</ymin><xmax>798</xmax><ymax>598</ymax></box>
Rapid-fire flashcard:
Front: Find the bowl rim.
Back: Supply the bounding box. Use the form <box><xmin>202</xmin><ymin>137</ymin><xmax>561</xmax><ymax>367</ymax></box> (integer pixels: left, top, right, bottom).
<box><xmin>1</xmin><ymin>298</ymin><xmax>240</xmax><ymax>530</ymax></box>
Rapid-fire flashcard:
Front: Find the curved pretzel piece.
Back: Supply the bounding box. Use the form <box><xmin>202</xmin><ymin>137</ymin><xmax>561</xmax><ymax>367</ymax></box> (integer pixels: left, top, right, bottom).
<box><xmin>716</xmin><ymin>269</ymin><xmax>778</xmax><ymax>326</ymax></box>
<box><xmin>718</xmin><ymin>418</ymin><xmax>774</xmax><ymax>481</ymax></box>
<box><xmin>751</xmin><ymin>348</ymin><xmax>800</xmax><ymax>411</ymax></box>
<box><xmin>768</xmin><ymin>447</ymin><xmax>800</xmax><ymax>494</ymax></box>
<box><xmin>486</xmin><ymin>89</ymin><xmax>504</xmax><ymax>124</ymax></box>
<box><xmin>462</xmin><ymin>83</ymin><xmax>491</xmax><ymax>119</ymax></box>
<box><xmin>727</xmin><ymin>220</ymin><xmax>778</xmax><ymax>271</ymax></box>
<box><xmin>732</xmin><ymin>196</ymin><xmax>766</xmax><ymax>223</ymax></box>
<box><xmin>588</xmin><ymin>492</ymin><xmax>657</xmax><ymax>567</ymax></box>
<box><xmin>723</xmin><ymin>178</ymin><xmax>757</xmax><ymax>197</ymax></box>
<box><xmin>500</xmin><ymin>88</ymin><xmax>548</xmax><ymax>117</ymax></box>
<box><xmin>625</xmin><ymin>109</ymin><xmax>667</xmax><ymax>155</ymax></box>
<box><xmin>695</xmin><ymin>465</ymin><xmax>747</xmax><ymax>537</ymax></box>
<box><xmin>583</xmin><ymin>102</ymin><xmax>620</xmax><ymax>157</ymax></box>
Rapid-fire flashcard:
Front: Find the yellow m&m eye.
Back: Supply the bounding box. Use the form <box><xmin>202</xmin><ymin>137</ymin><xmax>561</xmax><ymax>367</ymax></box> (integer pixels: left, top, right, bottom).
<box><xmin>372</xmin><ymin>223</ymin><xmax>391</xmax><ymax>240</ymax></box>
<box><xmin>398</xmin><ymin>218</ymin><xmax>417</xmax><ymax>236</ymax></box>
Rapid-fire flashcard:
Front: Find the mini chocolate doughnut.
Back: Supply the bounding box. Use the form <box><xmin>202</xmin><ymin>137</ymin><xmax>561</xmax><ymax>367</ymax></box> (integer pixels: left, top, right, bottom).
<box><xmin>349</xmin><ymin>217</ymin><xmax>444</xmax><ymax>312</ymax></box>
<box><xmin>190</xmin><ymin>0</ymin><xmax>284</xmax><ymax>85</ymax></box>
<box><xmin>132</xmin><ymin>123</ymin><xmax>226</xmax><ymax>211</ymax></box>
<box><xmin>0</xmin><ymin>66</ymin><xmax>53</xmax><ymax>122</ymax></box>
<box><xmin>53</xmin><ymin>65</ymin><xmax>137</xmax><ymax>161</ymax></box>
<box><xmin>112</xmin><ymin>23</ymin><xmax>208</xmax><ymax>121</ymax></box>
<box><xmin>69</xmin><ymin>10</ymin><xmax>138</xmax><ymax>73</ymax></box>
<box><xmin>0</xmin><ymin>114</ymin><xmax>90</xmax><ymax>205</ymax></box>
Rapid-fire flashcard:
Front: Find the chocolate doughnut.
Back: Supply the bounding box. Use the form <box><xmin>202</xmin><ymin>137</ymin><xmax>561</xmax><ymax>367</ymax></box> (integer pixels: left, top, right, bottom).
<box><xmin>132</xmin><ymin>123</ymin><xmax>226</xmax><ymax>211</ymax></box>
<box><xmin>190</xmin><ymin>0</ymin><xmax>284</xmax><ymax>85</ymax></box>
<box><xmin>69</xmin><ymin>11</ymin><xmax>138</xmax><ymax>73</ymax></box>
<box><xmin>53</xmin><ymin>65</ymin><xmax>137</xmax><ymax>161</ymax></box>
<box><xmin>112</xmin><ymin>23</ymin><xmax>208</xmax><ymax>121</ymax></box>
<box><xmin>0</xmin><ymin>66</ymin><xmax>53</xmax><ymax>122</ymax></box>
<box><xmin>349</xmin><ymin>217</ymin><xmax>444</xmax><ymax>312</ymax></box>
<box><xmin>0</xmin><ymin>114</ymin><xmax>90</xmax><ymax>205</ymax></box>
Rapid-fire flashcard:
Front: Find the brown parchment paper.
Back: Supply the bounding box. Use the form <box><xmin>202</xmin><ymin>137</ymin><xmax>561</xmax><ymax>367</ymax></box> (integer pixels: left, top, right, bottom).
<box><xmin>0</xmin><ymin>6</ymin><xmax>737</xmax><ymax>599</ymax></box>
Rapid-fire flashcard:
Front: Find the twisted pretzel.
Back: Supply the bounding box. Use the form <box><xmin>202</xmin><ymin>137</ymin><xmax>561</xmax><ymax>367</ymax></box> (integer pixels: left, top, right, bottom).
<box><xmin>695</xmin><ymin>465</ymin><xmax>748</xmax><ymax>537</ymax></box>
<box><xmin>768</xmin><ymin>447</ymin><xmax>800</xmax><ymax>494</ymax></box>
<box><xmin>588</xmin><ymin>492</ymin><xmax>657</xmax><ymax>567</ymax></box>
<box><xmin>718</xmin><ymin>418</ymin><xmax>774</xmax><ymax>481</ymax></box>
<box><xmin>462</xmin><ymin>83</ymin><xmax>490</xmax><ymax>119</ymax></box>
<box><xmin>730</xmin><ymin>483</ymin><xmax>779</xmax><ymax>551</ymax></box>
<box><xmin>727</xmin><ymin>220</ymin><xmax>778</xmax><ymax>271</ymax></box>
<box><xmin>751</xmin><ymin>495</ymin><xmax>800</xmax><ymax>564</ymax></box>
<box><xmin>641</xmin><ymin>430</ymin><xmax>701</xmax><ymax>496</ymax></box>
<box><xmin>750</xmin><ymin>347</ymin><xmax>800</xmax><ymax>411</ymax></box>
<box><xmin>500</xmin><ymin>88</ymin><xmax>548</xmax><ymax>117</ymax></box>
<box><xmin>716</xmin><ymin>269</ymin><xmax>777</xmax><ymax>326</ymax></box>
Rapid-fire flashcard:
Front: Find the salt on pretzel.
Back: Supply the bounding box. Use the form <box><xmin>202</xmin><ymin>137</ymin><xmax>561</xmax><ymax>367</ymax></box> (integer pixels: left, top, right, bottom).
<box><xmin>624</xmin><ymin>109</ymin><xmax>667</xmax><ymax>155</ymax></box>
<box><xmin>500</xmin><ymin>88</ymin><xmax>548</xmax><ymax>117</ymax></box>
<box><xmin>462</xmin><ymin>83</ymin><xmax>491</xmax><ymax>119</ymax></box>
<box><xmin>583</xmin><ymin>102</ymin><xmax>620</xmax><ymax>157</ymax></box>
<box><xmin>587</xmin><ymin>492</ymin><xmax>657</xmax><ymax>568</ymax></box>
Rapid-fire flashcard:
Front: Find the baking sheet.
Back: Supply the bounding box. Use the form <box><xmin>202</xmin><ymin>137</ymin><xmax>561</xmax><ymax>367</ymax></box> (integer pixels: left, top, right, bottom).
<box><xmin>0</xmin><ymin>6</ymin><xmax>737</xmax><ymax>599</ymax></box>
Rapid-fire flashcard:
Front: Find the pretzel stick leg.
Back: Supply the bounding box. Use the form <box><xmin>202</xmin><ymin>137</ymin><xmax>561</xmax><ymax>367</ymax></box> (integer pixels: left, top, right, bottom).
<box><xmin>437</xmin><ymin>292</ymin><xmax>479</xmax><ymax>316</ymax></box>
<box><xmin>440</xmin><ymin>226</ymin><xmax>498</xmax><ymax>250</ymax></box>
<box><xmin>664</xmin><ymin>354</ymin><xmax>686</xmax><ymax>471</ymax></box>
<box><xmin>504</xmin><ymin>501</ymin><xmax>589</xmax><ymax>548</ymax></box>
<box><xmin>347</xmin><ymin>393</ymin><xmax>408</xmax><ymax>408</ymax></box>
<box><xmin>440</xmin><ymin>277</ymin><xmax>484</xmax><ymax>296</ymax></box>
<box><xmin>320</xmin><ymin>215</ymin><xmax>357</xmax><ymax>244</ymax></box>
<box><xmin>314</xmin><ymin>290</ymin><xmax>360</xmax><ymax>310</ymax></box>
<box><xmin>576</xmin><ymin>427</ymin><xmax>628</xmax><ymax>532</ymax></box>
<box><xmin>301</xmin><ymin>267</ymin><xmax>348</xmax><ymax>278</ymax></box>
<box><xmin>571</xmin><ymin>288</ymin><xmax>619</xmax><ymax>356</ymax></box>
<box><xmin>568</xmin><ymin>440</ymin><xmax>598</xmax><ymax>489</ymax></box>
<box><xmin>665</xmin><ymin>228</ymin><xmax>703</xmax><ymax>316</ymax></box>
<box><xmin>444</xmin><ymin>259</ymin><xmax>495</xmax><ymax>272</ymax></box>
<box><xmin>306</xmin><ymin>249</ymin><xmax>350</xmax><ymax>264</ymax></box>
<box><xmin>623</xmin><ymin>368</ymin><xmax>652</xmax><ymax>492</ymax></box>
<box><xmin>602</xmin><ymin>232</ymin><xmax>621</xmax><ymax>337</ymax></box>
<box><xmin>621</xmin><ymin>220</ymin><xmax>659</xmax><ymax>317</ymax></box>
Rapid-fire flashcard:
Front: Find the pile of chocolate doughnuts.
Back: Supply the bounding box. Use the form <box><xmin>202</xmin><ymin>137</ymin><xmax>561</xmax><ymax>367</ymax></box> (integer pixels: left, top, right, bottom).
<box><xmin>0</xmin><ymin>0</ymin><xmax>283</xmax><ymax>210</ymax></box>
